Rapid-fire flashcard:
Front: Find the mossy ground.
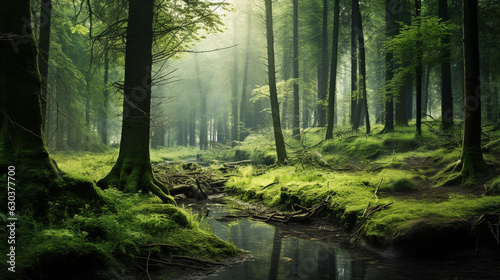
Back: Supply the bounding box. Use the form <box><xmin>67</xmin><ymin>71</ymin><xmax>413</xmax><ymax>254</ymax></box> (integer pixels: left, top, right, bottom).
<box><xmin>0</xmin><ymin>151</ymin><xmax>238</xmax><ymax>279</ymax></box>
<box><xmin>223</xmin><ymin>122</ymin><xmax>500</xmax><ymax>255</ymax></box>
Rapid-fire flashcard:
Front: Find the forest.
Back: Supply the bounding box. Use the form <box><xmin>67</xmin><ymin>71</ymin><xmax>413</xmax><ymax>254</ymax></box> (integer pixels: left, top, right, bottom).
<box><xmin>1</xmin><ymin>0</ymin><xmax>500</xmax><ymax>279</ymax></box>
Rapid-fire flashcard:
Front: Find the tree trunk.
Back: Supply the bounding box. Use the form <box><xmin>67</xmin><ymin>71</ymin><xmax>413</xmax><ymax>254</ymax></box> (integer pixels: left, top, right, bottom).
<box><xmin>460</xmin><ymin>0</ymin><xmax>488</xmax><ymax>185</ymax></box>
<box><xmin>38</xmin><ymin>0</ymin><xmax>52</xmax><ymax>131</ymax></box>
<box><xmin>383</xmin><ymin>0</ymin><xmax>395</xmax><ymax>133</ymax></box>
<box><xmin>239</xmin><ymin>11</ymin><xmax>252</xmax><ymax>141</ymax></box>
<box><xmin>318</xmin><ymin>0</ymin><xmax>329</xmax><ymax>127</ymax></box>
<box><xmin>231</xmin><ymin>17</ymin><xmax>239</xmax><ymax>147</ymax></box>
<box><xmin>97</xmin><ymin>0</ymin><xmax>174</xmax><ymax>204</ymax></box>
<box><xmin>292</xmin><ymin>0</ymin><xmax>301</xmax><ymax>140</ymax></box>
<box><xmin>357</xmin><ymin>6</ymin><xmax>370</xmax><ymax>134</ymax></box>
<box><xmin>439</xmin><ymin>0</ymin><xmax>454</xmax><ymax>130</ymax></box>
<box><xmin>0</xmin><ymin>0</ymin><xmax>100</xmax><ymax>217</ymax></box>
<box><xmin>265</xmin><ymin>0</ymin><xmax>287</xmax><ymax>163</ymax></box>
<box><xmin>415</xmin><ymin>0</ymin><xmax>423</xmax><ymax>136</ymax></box>
<box><xmin>326</xmin><ymin>0</ymin><xmax>340</xmax><ymax>140</ymax></box>
<box><xmin>351</xmin><ymin>0</ymin><xmax>359</xmax><ymax>129</ymax></box>
<box><xmin>99</xmin><ymin>50</ymin><xmax>109</xmax><ymax>145</ymax></box>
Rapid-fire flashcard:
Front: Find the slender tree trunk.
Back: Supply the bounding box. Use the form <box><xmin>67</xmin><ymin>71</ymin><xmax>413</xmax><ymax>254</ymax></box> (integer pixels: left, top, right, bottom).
<box><xmin>318</xmin><ymin>0</ymin><xmax>329</xmax><ymax>127</ymax></box>
<box><xmin>39</xmin><ymin>0</ymin><xmax>52</xmax><ymax>131</ymax></box>
<box><xmin>351</xmin><ymin>0</ymin><xmax>359</xmax><ymax>128</ymax></box>
<box><xmin>440</xmin><ymin>0</ymin><xmax>454</xmax><ymax>130</ymax></box>
<box><xmin>97</xmin><ymin>0</ymin><xmax>174</xmax><ymax>204</ymax></box>
<box><xmin>190</xmin><ymin>109</ymin><xmax>196</xmax><ymax>146</ymax></box>
<box><xmin>326</xmin><ymin>0</ymin><xmax>340</xmax><ymax>140</ymax></box>
<box><xmin>292</xmin><ymin>0</ymin><xmax>301</xmax><ymax>140</ymax></box>
<box><xmin>239</xmin><ymin>11</ymin><xmax>252</xmax><ymax>141</ymax></box>
<box><xmin>422</xmin><ymin>66</ymin><xmax>430</xmax><ymax>118</ymax></box>
<box><xmin>415</xmin><ymin>0</ymin><xmax>423</xmax><ymax>136</ymax></box>
<box><xmin>383</xmin><ymin>0</ymin><xmax>395</xmax><ymax>133</ymax></box>
<box><xmin>231</xmin><ymin>17</ymin><xmax>239</xmax><ymax>147</ymax></box>
<box><xmin>357</xmin><ymin>6</ymin><xmax>370</xmax><ymax>134</ymax></box>
<box><xmin>265</xmin><ymin>0</ymin><xmax>287</xmax><ymax>163</ymax></box>
<box><xmin>99</xmin><ymin>50</ymin><xmax>109</xmax><ymax>145</ymax></box>
<box><xmin>460</xmin><ymin>0</ymin><xmax>488</xmax><ymax>185</ymax></box>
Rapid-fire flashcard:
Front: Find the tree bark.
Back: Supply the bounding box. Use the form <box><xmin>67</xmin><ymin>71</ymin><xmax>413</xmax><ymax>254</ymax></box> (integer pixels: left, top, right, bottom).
<box><xmin>239</xmin><ymin>11</ymin><xmax>252</xmax><ymax>141</ymax></box>
<box><xmin>326</xmin><ymin>0</ymin><xmax>340</xmax><ymax>140</ymax></box>
<box><xmin>317</xmin><ymin>0</ymin><xmax>329</xmax><ymax>127</ymax></box>
<box><xmin>0</xmin><ymin>0</ymin><xmax>100</xmax><ymax>216</ymax></box>
<box><xmin>38</xmin><ymin>0</ymin><xmax>52</xmax><ymax>131</ymax></box>
<box><xmin>383</xmin><ymin>0</ymin><xmax>395</xmax><ymax>133</ymax></box>
<box><xmin>460</xmin><ymin>0</ymin><xmax>488</xmax><ymax>185</ymax></box>
<box><xmin>357</xmin><ymin>6</ymin><xmax>370</xmax><ymax>134</ymax></box>
<box><xmin>351</xmin><ymin>0</ymin><xmax>359</xmax><ymax>129</ymax></box>
<box><xmin>99</xmin><ymin>50</ymin><xmax>109</xmax><ymax>145</ymax></box>
<box><xmin>415</xmin><ymin>0</ymin><xmax>423</xmax><ymax>136</ymax></box>
<box><xmin>292</xmin><ymin>0</ymin><xmax>301</xmax><ymax>140</ymax></box>
<box><xmin>439</xmin><ymin>0</ymin><xmax>454</xmax><ymax>130</ymax></box>
<box><xmin>97</xmin><ymin>0</ymin><xmax>175</xmax><ymax>204</ymax></box>
<box><xmin>265</xmin><ymin>0</ymin><xmax>287</xmax><ymax>163</ymax></box>
<box><xmin>231</xmin><ymin>17</ymin><xmax>239</xmax><ymax>147</ymax></box>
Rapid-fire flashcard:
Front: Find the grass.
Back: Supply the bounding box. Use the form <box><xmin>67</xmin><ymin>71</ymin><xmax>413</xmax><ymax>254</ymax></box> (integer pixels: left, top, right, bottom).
<box><xmin>2</xmin><ymin>149</ymin><xmax>238</xmax><ymax>279</ymax></box>
<box><xmin>224</xmin><ymin>123</ymin><xmax>500</xmax><ymax>250</ymax></box>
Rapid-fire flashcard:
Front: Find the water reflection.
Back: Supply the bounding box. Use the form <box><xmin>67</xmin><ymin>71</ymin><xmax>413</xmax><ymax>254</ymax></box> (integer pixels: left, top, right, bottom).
<box><xmin>198</xmin><ymin>203</ymin><xmax>500</xmax><ymax>280</ymax></box>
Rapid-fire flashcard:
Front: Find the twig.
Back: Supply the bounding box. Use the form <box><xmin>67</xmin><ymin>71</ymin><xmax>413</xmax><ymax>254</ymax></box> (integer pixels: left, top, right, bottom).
<box><xmin>146</xmin><ymin>250</ymin><xmax>152</xmax><ymax>280</ymax></box>
<box><xmin>374</xmin><ymin>179</ymin><xmax>383</xmax><ymax>199</ymax></box>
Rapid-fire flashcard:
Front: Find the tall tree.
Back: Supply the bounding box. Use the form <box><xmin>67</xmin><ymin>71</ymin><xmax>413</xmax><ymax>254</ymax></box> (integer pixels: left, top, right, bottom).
<box><xmin>38</xmin><ymin>0</ymin><xmax>52</xmax><ymax>130</ymax></box>
<box><xmin>382</xmin><ymin>0</ymin><xmax>396</xmax><ymax>133</ymax></box>
<box><xmin>292</xmin><ymin>0</ymin><xmax>301</xmax><ymax>140</ymax></box>
<box><xmin>317</xmin><ymin>0</ymin><xmax>329</xmax><ymax>127</ymax></box>
<box><xmin>439</xmin><ymin>0</ymin><xmax>454</xmax><ymax>130</ymax></box>
<box><xmin>415</xmin><ymin>0</ymin><xmax>423</xmax><ymax>136</ymax></box>
<box><xmin>239</xmin><ymin>10</ymin><xmax>252</xmax><ymax>141</ymax></box>
<box><xmin>97</xmin><ymin>0</ymin><xmax>174</xmax><ymax>204</ymax></box>
<box><xmin>351</xmin><ymin>0</ymin><xmax>359</xmax><ymax>128</ymax></box>
<box><xmin>460</xmin><ymin>0</ymin><xmax>488</xmax><ymax>185</ymax></box>
<box><xmin>231</xmin><ymin>17</ymin><xmax>239</xmax><ymax>146</ymax></box>
<box><xmin>0</xmin><ymin>0</ymin><xmax>99</xmax><ymax>216</ymax></box>
<box><xmin>357</xmin><ymin>5</ymin><xmax>370</xmax><ymax>134</ymax></box>
<box><xmin>265</xmin><ymin>0</ymin><xmax>287</xmax><ymax>163</ymax></box>
<box><xmin>325</xmin><ymin>0</ymin><xmax>340</xmax><ymax>140</ymax></box>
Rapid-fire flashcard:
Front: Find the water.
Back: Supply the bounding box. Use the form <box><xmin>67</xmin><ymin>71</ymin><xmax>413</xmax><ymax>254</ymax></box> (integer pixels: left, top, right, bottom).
<box><xmin>191</xmin><ymin>202</ymin><xmax>500</xmax><ymax>280</ymax></box>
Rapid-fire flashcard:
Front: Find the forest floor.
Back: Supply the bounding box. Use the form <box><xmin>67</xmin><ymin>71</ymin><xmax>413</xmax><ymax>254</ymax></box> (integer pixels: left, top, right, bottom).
<box><xmin>16</xmin><ymin>122</ymin><xmax>499</xmax><ymax>278</ymax></box>
<box><xmin>200</xmin><ymin>122</ymin><xmax>500</xmax><ymax>257</ymax></box>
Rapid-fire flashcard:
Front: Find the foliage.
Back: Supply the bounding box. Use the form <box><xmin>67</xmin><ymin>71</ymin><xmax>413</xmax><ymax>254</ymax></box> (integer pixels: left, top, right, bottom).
<box><xmin>384</xmin><ymin>16</ymin><xmax>455</xmax><ymax>98</ymax></box>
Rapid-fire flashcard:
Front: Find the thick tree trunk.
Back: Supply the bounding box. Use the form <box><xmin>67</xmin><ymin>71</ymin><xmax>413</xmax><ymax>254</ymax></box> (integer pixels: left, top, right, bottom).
<box><xmin>97</xmin><ymin>0</ymin><xmax>174</xmax><ymax>204</ymax></box>
<box><xmin>415</xmin><ymin>0</ymin><xmax>423</xmax><ymax>136</ymax></box>
<box><xmin>0</xmin><ymin>0</ymin><xmax>100</xmax><ymax>216</ymax></box>
<box><xmin>38</xmin><ymin>0</ymin><xmax>52</xmax><ymax>131</ymax></box>
<box><xmin>460</xmin><ymin>0</ymin><xmax>488</xmax><ymax>185</ymax></box>
<box><xmin>265</xmin><ymin>0</ymin><xmax>287</xmax><ymax>163</ymax></box>
<box><xmin>292</xmin><ymin>0</ymin><xmax>301</xmax><ymax>140</ymax></box>
<box><xmin>439</xmin><ymin>0</ymin><xmax>454</xmax><ymax>130</ymax></box>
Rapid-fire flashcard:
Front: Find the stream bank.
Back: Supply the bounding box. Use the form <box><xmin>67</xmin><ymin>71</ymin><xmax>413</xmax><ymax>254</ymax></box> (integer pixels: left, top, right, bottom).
<box><xmin>180</xmin><ymin>196</ymin><xmax>500</xmax><ymax>280</ymax></box>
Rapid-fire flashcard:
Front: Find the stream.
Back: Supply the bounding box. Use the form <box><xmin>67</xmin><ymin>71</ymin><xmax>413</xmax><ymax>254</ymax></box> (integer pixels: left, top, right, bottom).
<box><xmin>184</xmin><ymin>199</ymin><xmax>500</xmax><ymax>280</ymax></box>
